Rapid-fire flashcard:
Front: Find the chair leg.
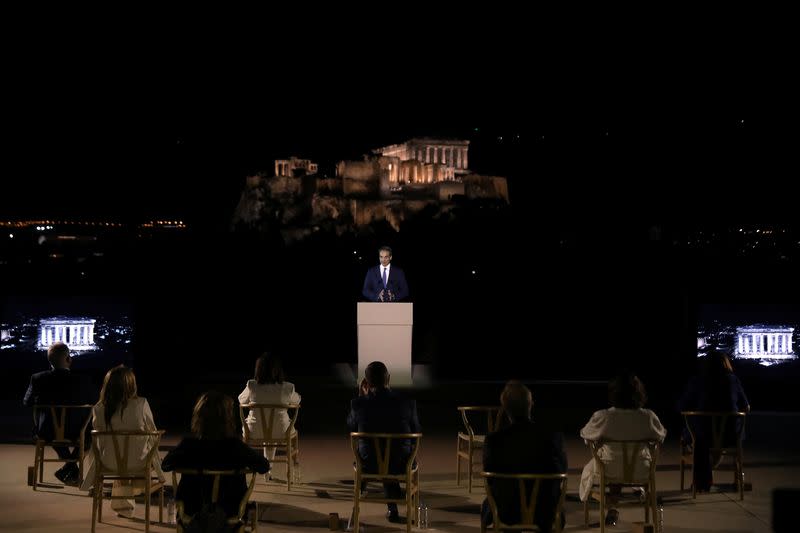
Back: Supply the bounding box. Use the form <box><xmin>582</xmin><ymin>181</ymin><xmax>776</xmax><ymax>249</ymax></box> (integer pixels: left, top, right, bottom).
<box><xmin>467</xmin><ymin>442</ymin><xmax>473</xmax><ymax>493</ymax></box>
<box><xmin>680</xmin><ymin>457</ymin><xmax>685</xmax><ymax>491</ymax></box>
<box><xmin>287</xmin><ymin>442</ymin><xmax>292</xmax><ymax>491</ymax></box>
<box><xmin>406</xmin><ymin>485</ymin><xmax>413</xmax><ymax>533</ymax></box>
<box><xmin>144</xmin><ymin>477</ymin><xmax>151</xmax><ymax>533</ymax></box>
<box><xmin>353</xmin><ymin>495</ymin><xmax>361</xmax><ymax>533</ymax></box>
<box><xmin>292</xmin><ymin>433</ymin><xmax>300</xmax><ymax>484</ymax></box>
<box><xmin>456</xmin><ymin>438</ymin><xmax>462</xmax><ymax>487</ymax></box>
<box><xmin>738</xmin><ymin>455</ymin><xmax>744</xmax><ymax>501</ymax></box>
<box><xmin>92</xmin><ymin>477</ymin><xmax>101</xmax><ymax>533</ymax></box>
<box><xmin>98</xmin><ymin>479</ymin><xmax>103</xmax><ymax>523</ymax></box>
<box><xmin>691</xmin><ymin>452</ymin><xmax>697</xmax><ymax>499</ymax></box>
<box><xmin>159</xmin><ymin>484</ymin><xmax>164</xmax><ymax>523</ymax></box>
<box><xmin>599</xmin><ymin>486</ymin><xmax>606</xmax><ymax>533</ymax></box>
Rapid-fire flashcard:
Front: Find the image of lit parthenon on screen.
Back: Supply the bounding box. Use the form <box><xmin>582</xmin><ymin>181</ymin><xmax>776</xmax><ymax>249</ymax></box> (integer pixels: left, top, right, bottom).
<box><xmin>39</xmin><ymin>318</ymin><xmax>97</xmax><ymax>351</ymax></box>
<box><xmin>734</xmin><ymin>325</ymin><xmax>795</xmax><ymax>361</ymax></box>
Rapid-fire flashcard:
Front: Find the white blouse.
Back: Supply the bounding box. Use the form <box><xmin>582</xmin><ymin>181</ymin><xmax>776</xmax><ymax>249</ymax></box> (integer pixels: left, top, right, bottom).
<box><xmin>238</xmin><ymin>380</ymin><xmax>301</xmax><ymax>440</ymax></box>
<box><xmin>579</xmin><ymin>407</ymin><xmax>666</xmax><ymax>501</ymax></box>
<box><xmin>80</xmin><ymin>397</ymin><xmax>164</xmax><ymax>490</ymax></box>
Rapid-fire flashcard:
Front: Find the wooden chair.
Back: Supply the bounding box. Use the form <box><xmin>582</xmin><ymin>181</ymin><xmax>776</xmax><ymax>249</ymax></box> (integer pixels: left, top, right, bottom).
<box><xmin>457</xmin><ymin>406</ymin><xmax>501</xmax><ymax>492</ymax></box>
<box><xmin>350</xmin><ymin>432</ymin><xmax>422</xmax><ymax>533</ymax></box>
<box><xmin>31</xmin><ymin>404</ymin><xmax>93</xmax><ymax>490</ymax></box>
<box><xmin>171</xmin><ymin>468</ymin><xmax>258</xmax><ymax>533</ymax></box>
<box><xmin>89</xmin><ymin>429</ymin><xmax>166</xmax><ymax>533</ymax></box>
<box><xmin>239</xmin><ymin>402</ymin><xmax>301</xmax><ymax>490</ymax></box>
<box><xmin>681</xmin><ymin>410</ymin><xmax>747</xmax><ymax>500</ymax></box>
<box><xmin>583</xmin><ymin>439</ymin><xmax>660</xmax><ymax>533</ymax></box>
<box><xmin>481</xmin><ymin>472</ymin><xmax>567</xmax><ymax>532</ymax></box>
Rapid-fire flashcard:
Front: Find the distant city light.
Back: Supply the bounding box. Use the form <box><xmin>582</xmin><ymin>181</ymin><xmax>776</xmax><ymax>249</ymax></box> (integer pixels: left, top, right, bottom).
<box><xmin>8</xmin><ymin>234</ymin><xmax>12</xmax><ymax>239</ymax></box>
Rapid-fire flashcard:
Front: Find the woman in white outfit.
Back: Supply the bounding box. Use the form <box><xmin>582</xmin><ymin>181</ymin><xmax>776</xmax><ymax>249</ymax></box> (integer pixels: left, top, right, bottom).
<box><xmin>238</xmin><ymin>354</ymin><xmax>301</xmax><ymax>460</ymax></box>
<box><xmin>80</xmin><ymin>365</ymin><xmax>165</xmax><ymax>518</ymax></box>
<box><xmin>579</xmin><ymin>373</ymin><xmax>666</xmax><ymax>525</ymax></box>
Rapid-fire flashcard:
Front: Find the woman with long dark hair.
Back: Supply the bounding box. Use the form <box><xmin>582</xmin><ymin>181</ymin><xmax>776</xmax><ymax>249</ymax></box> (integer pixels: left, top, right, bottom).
<box><xmin>162</xmin><ymin>391</ymin><xmax>269</xmax><ymax>518</ymax></box>
<box><xmin>679</xmin><ymin>350</ymin><xmax>750</xmax><ymax>491</ymax></box>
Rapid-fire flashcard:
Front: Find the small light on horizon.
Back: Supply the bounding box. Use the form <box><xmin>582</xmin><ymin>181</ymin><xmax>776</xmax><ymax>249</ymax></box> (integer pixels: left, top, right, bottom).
<box><xmin>8</xmin><ymin>233</ymin><xmax>12</xmax><ymax>239</ymax></box>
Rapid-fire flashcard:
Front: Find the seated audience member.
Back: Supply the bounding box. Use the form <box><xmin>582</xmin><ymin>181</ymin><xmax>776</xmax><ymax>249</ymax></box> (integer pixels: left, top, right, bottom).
<box><xmin>80</xmin><ymin>365</ymin><xmax>165</xmax><ymax>518</ymax></box>
<box><xmin>347</xmin><ymin>361</ymin><xmax>421</xmax><ymax>523</ymax></box>
<box><xmin>23</xmin><ymin>341</ymin><xmax>94</xmax><ymax>485</ymax></box>
<box><xmin>162</xmin><ymin>391</ymin><xmax>270</xmax><ymax>519</ymax></box>
<box><xmin>579</xmin><ymin>372</ymin><xmax>666</xmax><ymax>526</ymax></box>
<box><xmin>481</xmin><ymin>381</ymin><xmax>568</xmax><ymax>533</ymax></box>
<box><xmin>679</xmin><ymin>349</ymin><xmax>750</xmax><ymax>492</ymax></box>
<box><xmin>238</xmin><ymin>353</ymin><xmax>301</xmax><ymax>460</ymax></box>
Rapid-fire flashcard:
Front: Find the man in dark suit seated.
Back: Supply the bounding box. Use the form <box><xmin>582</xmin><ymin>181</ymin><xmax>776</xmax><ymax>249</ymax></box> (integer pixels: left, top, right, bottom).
<box><xmin>23</xmin><ymin>341</ymin><xmax>95</xmax><ymax>485</ymax></box>
<box><xmin>347</xmin><ymin>361</ymin><xmax>421</xmax><ymax>523</ymax></box>
<box><xmin>482</xmin><ymin>381</ymin><xmax>568</xmax><ymax>533</ymax></box>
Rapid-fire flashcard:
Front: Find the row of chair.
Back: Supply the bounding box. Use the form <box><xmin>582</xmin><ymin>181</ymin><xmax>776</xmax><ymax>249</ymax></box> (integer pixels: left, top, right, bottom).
<box><xmin>458</xmin><ymin>407</ymin><xmax>747</xmax><ymax>532</ymax></box>
<box><xmin>31</xmin><ymin>403</ymin><xmax>300</xmax><ymax>532</ymax></box>
<box><xmin>30</xmin><ymin>403</ymin><xmax>746</xmax><ymax>532</ymax></box>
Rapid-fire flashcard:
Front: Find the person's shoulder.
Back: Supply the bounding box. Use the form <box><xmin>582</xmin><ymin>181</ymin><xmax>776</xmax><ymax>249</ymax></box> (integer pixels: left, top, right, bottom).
<box><xmin>29</xmin><ymin>369</ymin><xmax>52</xmax><ymax>381</ymax></box>
<box><xmin>132</xmin><ymin>396</ymin><xmax>150</xmax><ymax>408</ymax></box>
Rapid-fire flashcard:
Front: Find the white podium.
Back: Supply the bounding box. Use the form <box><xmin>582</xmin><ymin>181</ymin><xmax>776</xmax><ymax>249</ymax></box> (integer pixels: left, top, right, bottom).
<box><xmin>357</xmin><ymin>302</ymin><xmax>413</xmax><ymax>386</ymax></box>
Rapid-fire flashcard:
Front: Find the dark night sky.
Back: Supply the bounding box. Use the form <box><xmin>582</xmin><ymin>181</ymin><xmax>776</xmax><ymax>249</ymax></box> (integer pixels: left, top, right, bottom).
<box><xmin>1</xmin><ymin>42</ymin><xmax>795</xmax><ymax>228</ymax></box>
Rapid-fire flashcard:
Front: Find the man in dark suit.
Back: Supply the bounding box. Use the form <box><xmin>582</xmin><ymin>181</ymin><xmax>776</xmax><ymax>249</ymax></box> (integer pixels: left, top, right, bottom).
<box><xmin>362</xmin><ymin>246</ymin><xmax>409</xmax><ymax>302</ymax></box>
<box><xmin>23</xmin><ymin>342</ymin><xmax>94</xmax><ymax>485</ymax></box>
<box><xmin>347</xmin><ymin>361</ymin><xmax>421</xmax><ymax>523</ymax></box>
<box><xmin>482</xmin><ymin>381</ymin><xmax>567</xmax><ymax>533</ymax></box>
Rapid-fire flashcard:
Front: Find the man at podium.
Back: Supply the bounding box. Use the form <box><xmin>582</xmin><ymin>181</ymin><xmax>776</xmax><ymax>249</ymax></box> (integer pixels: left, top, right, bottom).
<box><xmin>362</xmin><ymin>246</ymin><xmax>409</xmax><ymax>302</ymax></box>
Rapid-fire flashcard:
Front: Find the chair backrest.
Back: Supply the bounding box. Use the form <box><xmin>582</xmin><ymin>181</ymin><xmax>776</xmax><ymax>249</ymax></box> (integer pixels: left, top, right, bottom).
<box><xmin>32</xmin><ymin>404</ymin><xmax>93</xmax><ymax>442</ymax></box>
<box><xmin>481</xmin><ymin>472</ymin><xmax>567</xmax><ymax>531</ymax></box>
<box><xmin>588</xmin><ymin>439</ymin><xmax>660</xmax><ymax>484</ymax></box>
<box><xmin>170</xmin><ymin>468</ymin><xmax>257</xmax><ymax>527</ymax></box>
<box><xmin>458</xmin><ymin>406</ymin><xmax>501</xmax><ymax>438</ymax></box>
<box><xmin>681</xmin><ymin>411</ymin><xmax>746</xmax><ymax>451</ymax></box>
<box><xmin>239</xmin><ymin>402</ymin><xmax>300</xmax><ymax>442</ymax></box>
<box><xmin>91</xmin><ymin>429</ymin><xmax>164</xmax><ymax>477</ymax></box>
<box><xmin>350</xmin><ymin>432</ymin><xmax>422</xmax><ymax>477</ymax></box>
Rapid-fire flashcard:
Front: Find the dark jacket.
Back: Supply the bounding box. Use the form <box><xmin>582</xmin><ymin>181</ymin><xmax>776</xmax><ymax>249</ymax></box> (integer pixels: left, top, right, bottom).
<box><xmin>347</xmin><ymin>388</ymin><xmax>421</xmax><ymax>473</ymax></box>
<box><xmin>362</xmin><ymin>265</ymin><xmax>409</xmax><ymax>302</ymax></box>
<box><xmin>482</xmin><ymin>419</ymin><xmax>567</xmax><ymax>532</ymax></box>
<box><xmin>23</xmin><ymin>368</ymin><xmax>94</xmax><ymax>441</ymax></box>
<box><xmin>162</xmin><ymin>438</ymin><xmax>269</xmax><ymax>517</ymax></box>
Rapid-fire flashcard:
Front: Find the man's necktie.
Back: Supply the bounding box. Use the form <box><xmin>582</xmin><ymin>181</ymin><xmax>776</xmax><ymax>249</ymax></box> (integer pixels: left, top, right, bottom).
<box><xmin>382</xmin><ymin>267</ymin><xmax>387</xmax><ymax>288</ymax></box>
